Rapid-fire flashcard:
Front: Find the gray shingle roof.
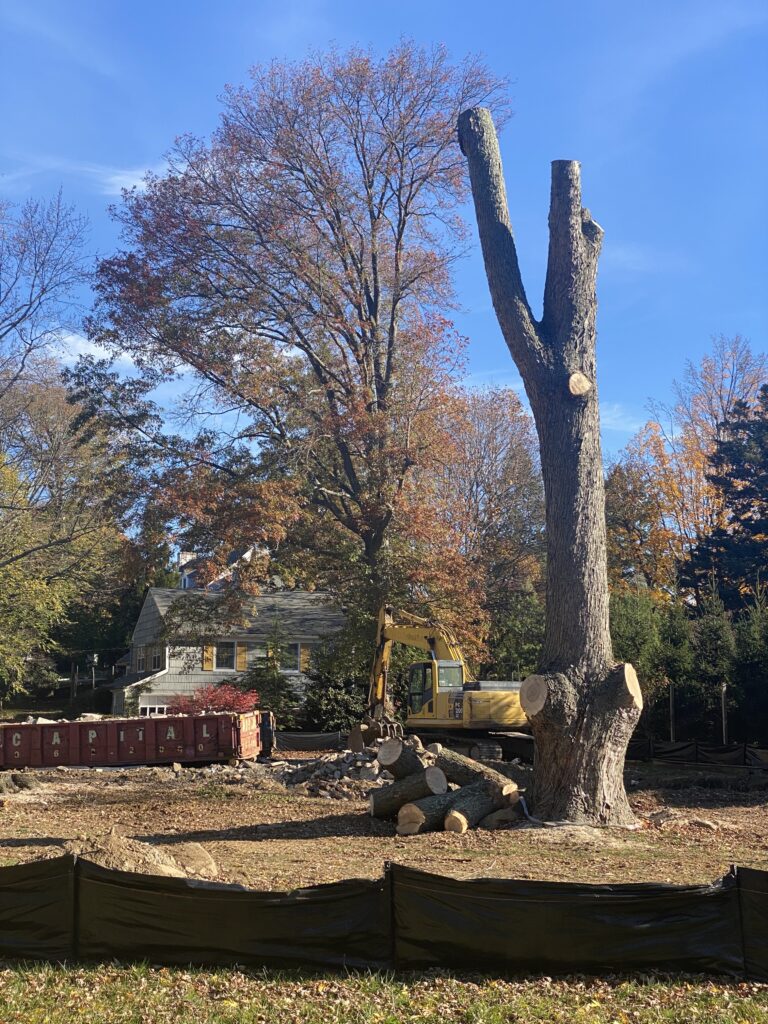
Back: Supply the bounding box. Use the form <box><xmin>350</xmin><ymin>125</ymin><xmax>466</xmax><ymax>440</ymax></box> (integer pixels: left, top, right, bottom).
<box><xmin>146</xmin><ymin>587</ymin><xmax>345</xmax><ymax>643</ymax></box>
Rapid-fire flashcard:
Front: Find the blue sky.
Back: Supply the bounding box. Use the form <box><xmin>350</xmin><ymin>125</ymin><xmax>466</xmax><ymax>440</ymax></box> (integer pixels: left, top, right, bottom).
<box><xmin>1</xmin><ymin>0</ymin><xmax>766</xmax><ymax>454</ymax></box>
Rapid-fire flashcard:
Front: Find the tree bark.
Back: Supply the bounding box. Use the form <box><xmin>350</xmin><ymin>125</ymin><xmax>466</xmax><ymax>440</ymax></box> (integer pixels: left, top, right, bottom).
<box><xmin>426</xmin><ymin>743</ymin><xmax>518</xmax><ymax>800</ymax></box>
<box><xmin>458</xmin><ymin>107</ymin><xmax>642</xmax><ymax>825</ymax></box>
<box><xmin>396</xmin><ymin>790</ymin><xmax>463</xmax><ymax>835</ymax></box>
<box><xmin>369</xmin><ymin>766</ymin><xmax>447</xmax><ymax>818</ymax></box>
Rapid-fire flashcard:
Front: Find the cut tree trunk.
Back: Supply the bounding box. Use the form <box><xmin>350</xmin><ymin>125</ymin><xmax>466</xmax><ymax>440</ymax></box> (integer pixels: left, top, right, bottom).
<box><xmin>458</xmin><ymin>107</ymin><xmax>642</xmax><ymax>825</ymax></box>
<box><xmin>427</xmin><ymin>744</ymin><xmax>518</xmax><ymax>800</ymax></box>
<box><xmin>444</xmin><ymin>781</ymin><xmax>505</xmax><ymax>834</ymax></box>
<box><xmin>369</xmin><ymin>766</ymin><xmax>447</xmax><ymax>819</ymax></box>
<box><xmin>396</xmin><ymin>790</ymin><xmax>463</xmax><ymax>835</ymax></box>
<box><xmin>376</xmin><ymin>738</ymin><xmax>427</xmax><ymax>780</ymax></box>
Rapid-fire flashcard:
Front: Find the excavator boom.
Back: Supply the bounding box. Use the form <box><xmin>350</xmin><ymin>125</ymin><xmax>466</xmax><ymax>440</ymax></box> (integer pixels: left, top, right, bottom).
<box><xmin>349</xmin><ymin>604</ymin><xmax>527</xmax><ymax>753</ymax></box>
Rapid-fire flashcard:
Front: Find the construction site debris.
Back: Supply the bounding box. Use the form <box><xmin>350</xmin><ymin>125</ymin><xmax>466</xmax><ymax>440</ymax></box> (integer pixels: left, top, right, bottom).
<box><xmin>372</xmin><ymin>736</ymin><xmax>523</xmax><ymax>836</ymax></box>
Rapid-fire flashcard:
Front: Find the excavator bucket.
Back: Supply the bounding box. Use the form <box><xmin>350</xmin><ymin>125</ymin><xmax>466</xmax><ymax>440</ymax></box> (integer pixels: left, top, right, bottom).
<box><xmin>348</xmin><ymin>718</ymin><xmax>403</xmax><ymax>752</ymax></box>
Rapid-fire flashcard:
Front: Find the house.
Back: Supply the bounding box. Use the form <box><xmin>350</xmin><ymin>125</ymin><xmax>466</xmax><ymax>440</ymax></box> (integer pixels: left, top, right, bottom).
<box><xmin>110</xmin><ymin>586</ymin><xmax>345</xmax><ymax>716</ymax></box>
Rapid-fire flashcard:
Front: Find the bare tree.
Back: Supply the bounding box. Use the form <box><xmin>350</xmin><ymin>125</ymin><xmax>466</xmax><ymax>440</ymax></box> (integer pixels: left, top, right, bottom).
<box><xmin>459</xmin><ymin>108</ymin><xmax>641</xmax><ymax>825</ymax></box>
<box><xmin>0</xmin><ymin>192</ymin><xmax>88</xmax><ymax>405</ymax></box>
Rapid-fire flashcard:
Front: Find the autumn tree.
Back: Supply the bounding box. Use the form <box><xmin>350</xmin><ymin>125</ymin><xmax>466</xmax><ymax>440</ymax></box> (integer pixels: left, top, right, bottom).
<box><xmin>459</xmin><ymin>107</ymin><xmax>642</xmax><ymax>824</ymax></box>
<box><xmin>81</xmin><ymin>44</ymin><xmax>507</xmax><ymax>614</ymax></box>
<box><xmin>0</xmin><ymin>193</ymin><xmax>88</xmax><ymax>404</ymax></box>
<box><xmin>428</xmin><ymin>386</ymin><xmax>544</xmax><ymax>674</ymax></box>
<box><xmin>604</xmin><ymin>453</ymin><xmax>677</xmax><ymax>595</ymax></box>
<box><xmin>611</xmin><ymin>336</ymin><xmax>768</xmax><ymax>594</ymax></box>
<box><xmin>0</xmin><ymin>364</ymin><xmax>128</xmax><ymax>696</ymax></box>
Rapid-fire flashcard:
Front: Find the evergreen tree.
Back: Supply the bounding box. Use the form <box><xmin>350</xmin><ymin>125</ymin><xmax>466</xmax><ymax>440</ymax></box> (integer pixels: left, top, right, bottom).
<box><xmin>484</xmin><ymin>590</ymin><xmax>545</xmax><ymax>681</ymax></box>
<box><xmin>683</xmin><ymin>385</ymin><xmax>768</xmax><ymax>608</ymax></box>
<box><xmin>238</xmin><ymin>619</ymin><xmax>301</xmax><ymax>729</ymax></box>
<box><xmin>691</xmin><ymin>589</ymin><xmax>736</xmax><ymax>740</ymax></box>
<box><xmin>609</xmin><ymin>589</ymin><xmax>662</xmax><ymax>698</ymax></box>
<box><xmin>732</xmin><ymin>588</ymin><xmax>768</xmax><ymax>744</ymax></box>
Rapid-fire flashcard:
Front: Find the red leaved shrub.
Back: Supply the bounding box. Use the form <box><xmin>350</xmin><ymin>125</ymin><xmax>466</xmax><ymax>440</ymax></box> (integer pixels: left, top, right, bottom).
<box><xmin>167</xmin><ymin>684</ymin><xmax>259</xmax><ymax>716</ymax></box>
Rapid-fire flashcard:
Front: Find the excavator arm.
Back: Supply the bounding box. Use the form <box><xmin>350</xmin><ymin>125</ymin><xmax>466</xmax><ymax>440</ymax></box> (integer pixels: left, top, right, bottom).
<box><xmin>349</xmin><ymin>605</ymin><xmax>472</xmax><ymax>750</ymax></box>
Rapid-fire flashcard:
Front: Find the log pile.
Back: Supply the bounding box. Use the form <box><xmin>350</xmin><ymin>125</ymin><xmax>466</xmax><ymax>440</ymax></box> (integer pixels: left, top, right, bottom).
<box><xmin>368</xmin><ymin>737</ymin><xmax>522</xmax><ymax>835</ymax></box>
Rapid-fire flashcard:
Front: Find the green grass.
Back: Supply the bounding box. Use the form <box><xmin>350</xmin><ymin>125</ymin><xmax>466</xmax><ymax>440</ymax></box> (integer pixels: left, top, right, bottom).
<box><xmin>0</xmin><ymin>964</ymin><xmax>765</xmax><ymax>1023</ymax></box>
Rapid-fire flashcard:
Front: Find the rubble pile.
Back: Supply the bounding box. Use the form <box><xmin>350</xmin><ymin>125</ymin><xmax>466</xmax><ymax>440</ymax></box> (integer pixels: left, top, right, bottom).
<box><xmin>265</xmin><ymin>748</ymin><xmax>391</xmax><ymax>800</ymax></box>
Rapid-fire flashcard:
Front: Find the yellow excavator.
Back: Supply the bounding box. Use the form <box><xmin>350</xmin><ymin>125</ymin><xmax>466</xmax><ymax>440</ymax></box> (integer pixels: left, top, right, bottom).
<box><xmin>349</xmin><ymin>605</ymin><xmax>530</xmax><ymax>755</ymax></box>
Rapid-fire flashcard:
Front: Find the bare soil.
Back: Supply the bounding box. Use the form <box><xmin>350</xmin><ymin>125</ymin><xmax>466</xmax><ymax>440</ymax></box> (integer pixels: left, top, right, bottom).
<box><xmin>0</xmin><ymin>756</ymin><xmax>766</xmax><ymax>889</ymax></box>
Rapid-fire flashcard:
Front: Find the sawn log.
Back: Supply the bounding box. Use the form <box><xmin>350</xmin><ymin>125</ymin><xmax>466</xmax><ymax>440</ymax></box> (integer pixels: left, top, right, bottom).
<box><xmin>396</xmin><ymin>789</ymin><xmax>464</xmax><ymax>835</ymax></box>
<box><xmin>376</xmin><ymin>738</ymin><xmax>428</xmax><ymax>780</ymax></box>
<box><xmin>426</xmin><ymin>743</ymin><xmax>518</xmax><ymax>799</ymax></box>
<box><xmin>369</xmin><ymin>766</ymin><xmax>447</xmax><ymax>819</ymax></box>
<box><xmin>444</xmin><ymin>780</ymin><xmax>505</xmax><ymax>834</ymax></box>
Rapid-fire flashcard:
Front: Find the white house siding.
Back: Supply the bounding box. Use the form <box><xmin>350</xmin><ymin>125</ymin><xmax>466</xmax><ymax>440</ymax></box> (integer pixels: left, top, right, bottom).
<box><xmin>113</xmin><ymin>588</ymin><xmax>344</xmax><ymax>715</ymax></box>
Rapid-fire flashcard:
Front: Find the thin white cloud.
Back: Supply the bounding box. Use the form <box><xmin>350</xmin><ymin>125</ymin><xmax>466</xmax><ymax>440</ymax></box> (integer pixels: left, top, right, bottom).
<box><xmin>256</xmin><ymin>0</ymin><xmax>331</xmax><ymax>46</ymax></box>
<box><xmin>600</xmin><ymin>402</ymin><xmax>643</xmax><ymax>434</ymax></box>
<box><xmin>591</xmin><ymin>1</ymin><xmax>768</xmax><ymax>114</ymax></box>
<box><xmin>600</xmin><ymin>241</ymin><xmax>693</xmax><ymax>277</ymax></box>
<box><xmin>0</xmin><ymin>4</ymin><xmax>120</xmax><ymax>80</ymax></box>
<box><xmin>463</xmin><ymin>368</ymin><xmax>525</xmax><ymax>392</ymax></box>
<box><xmin>56</xmin><ymin>332</ymin><xmax>135</xmax><ymax>368</ymax></box>
<box><xmin>0</xmin><ymin>155</ymin><xmax>166</xmax><ymax>196</ymax></box>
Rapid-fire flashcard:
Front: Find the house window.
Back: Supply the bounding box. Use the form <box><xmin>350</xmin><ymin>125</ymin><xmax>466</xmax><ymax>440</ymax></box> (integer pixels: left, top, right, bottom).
<box><xmin>140</xmin><ymin>705</ymin><xmax>168</xmax><ymax>717</ymax></box>
<box><xmin>151</xmin><ymin>648</ymin><xmax>163</xmax><ymax>671</ymax></box>
<box><xmin>215</xmin><ymin>643</ymin><xmax>236</xmax><ymax>670</ymax></box>
<box><xmin>136</xmin><ymin>647</ymin><xmax>145</xmax><ymax>672</ymax></box>
<box><xmin>279</xmin><ymin>643</ymin><xmax>301</xmax><ymax>673</ymax></box>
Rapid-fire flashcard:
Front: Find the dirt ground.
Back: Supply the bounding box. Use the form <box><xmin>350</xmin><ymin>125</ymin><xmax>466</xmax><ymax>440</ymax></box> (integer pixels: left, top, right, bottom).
<box><xmin>1</xmin><ymin>755</ymin><xmax>767</xmax><ymax>889</ymax></box>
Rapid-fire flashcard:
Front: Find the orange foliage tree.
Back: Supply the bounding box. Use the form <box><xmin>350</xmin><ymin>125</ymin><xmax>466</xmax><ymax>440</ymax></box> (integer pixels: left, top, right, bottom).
<box><xmin>79</xmin><ymin>43</ymin><xmax>508</xmax><ymax>624</ymax></box>
<box><xmin>607</xmin><ymin>336</ymin><xmax>767</xmax><ymax>597</ymax></box>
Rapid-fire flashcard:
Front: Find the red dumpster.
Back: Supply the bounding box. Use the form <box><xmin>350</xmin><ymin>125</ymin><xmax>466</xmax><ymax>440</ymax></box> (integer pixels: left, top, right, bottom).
<box><xmin>0</xmin><ymin>711</ymin><xmax>263</xmax><ymax>769</ymax></box>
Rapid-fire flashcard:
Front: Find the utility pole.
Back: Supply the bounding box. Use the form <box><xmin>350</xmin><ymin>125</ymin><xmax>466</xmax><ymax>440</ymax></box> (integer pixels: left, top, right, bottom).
<box><xmin>721</xmin><ymin>681</ymin><xmax>728</xmax><ymax>745</ymax></box>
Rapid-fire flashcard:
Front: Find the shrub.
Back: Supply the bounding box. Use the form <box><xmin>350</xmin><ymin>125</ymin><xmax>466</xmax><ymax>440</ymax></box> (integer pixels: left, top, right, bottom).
<box><xmin>167</xmin><ymin>683</ymin><xmax>259</xmax><ymax>715</ymax></box>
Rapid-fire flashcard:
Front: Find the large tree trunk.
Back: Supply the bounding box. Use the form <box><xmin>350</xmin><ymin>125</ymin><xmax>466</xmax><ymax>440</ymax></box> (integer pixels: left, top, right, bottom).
<box><xmin>458</xmin><ymin>108</ymin><xmax>642</xmax><ymax>825</ymax></box>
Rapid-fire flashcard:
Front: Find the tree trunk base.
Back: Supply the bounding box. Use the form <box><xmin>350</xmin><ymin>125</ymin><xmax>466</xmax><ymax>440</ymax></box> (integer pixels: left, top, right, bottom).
<box><xmin>520</xmin><ymin>664</ymin><xmax>642</xmax><ymax>826</ymax></box>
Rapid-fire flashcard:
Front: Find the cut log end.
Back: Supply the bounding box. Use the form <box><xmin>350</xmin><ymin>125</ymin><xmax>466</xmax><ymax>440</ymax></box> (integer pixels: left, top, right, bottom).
<box><xmin>520</xmin><ymin>674</ymin><xmax>548</xmax><ymax>718</ymax></box>
<box><xmin>568</xmin><ymin>371</ymin><xmax>593</xmax><ymax>396</ymax></box>
<box><xmin>618</xmin><ymin>662</ymin><xmax>643</xmax><ymax>711</ymax></box>
<box><xmin>396</xmin><ymin>821</ymin><xmax>421</xmax><ymax>836</ymax></box>
<box><xmin>444</xmin><ymin>810</ymin><xmax>470</xmax><ymax>834</ymax></box>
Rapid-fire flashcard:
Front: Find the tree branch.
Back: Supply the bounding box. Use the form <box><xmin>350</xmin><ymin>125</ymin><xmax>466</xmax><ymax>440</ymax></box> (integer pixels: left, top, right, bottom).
<box><xmin>457</xmin><ymin>107</ymin><xmax>544</xmax><ymax>374</ymax></box>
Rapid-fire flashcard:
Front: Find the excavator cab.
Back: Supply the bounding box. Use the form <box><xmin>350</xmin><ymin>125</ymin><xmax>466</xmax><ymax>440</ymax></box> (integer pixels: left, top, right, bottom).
<box><xmin>407</xmin><ymin>660</ymin><xmax>465</xmax><ymax>716</ymax></box>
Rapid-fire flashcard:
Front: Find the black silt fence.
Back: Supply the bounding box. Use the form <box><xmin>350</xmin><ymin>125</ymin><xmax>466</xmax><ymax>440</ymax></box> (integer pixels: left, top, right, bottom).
<box><xmin>0</xmin><ymin>857</ymin><xmax>766</xmax><ymax>980</ymax></box>
<box><xmin>627</xmin><ymin>737</ymin><xmax>768</xmax><ymax>769</ymax></box>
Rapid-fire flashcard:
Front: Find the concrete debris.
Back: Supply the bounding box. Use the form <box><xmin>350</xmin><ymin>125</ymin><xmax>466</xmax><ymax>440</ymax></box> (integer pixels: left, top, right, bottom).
<box><xmin>259</xmin><ymin>748</ymin><xmax>388</xmax><ymax>801</ymax></box>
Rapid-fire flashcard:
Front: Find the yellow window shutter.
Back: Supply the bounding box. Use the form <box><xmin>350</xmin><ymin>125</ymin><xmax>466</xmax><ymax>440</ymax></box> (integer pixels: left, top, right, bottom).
<box><xmin>300</xmin><ymin>644</ymin><xmax>311</xmax><ymax>672</ymax></box>
<box><xmin>202</xmin><ymin>645</ymin><xmax>214</xmax><ymax>671</ymax></box>
<box><xmin>236</xmin><ymin>643</ymin><xmax>248</xmax><ymax>672</ymax></box>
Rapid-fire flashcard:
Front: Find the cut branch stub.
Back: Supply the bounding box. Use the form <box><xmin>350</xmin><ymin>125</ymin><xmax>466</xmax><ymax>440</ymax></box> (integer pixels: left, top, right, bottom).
<box><xmin>568</xmin><ymin>372</ymin><xmax>593</xmax><ymax>396</ymax></box>
<box><xmin>519</xmin><ymin>674</ymin><xmax>548</xmax><ymax>719</ymax></box>
<box><xmin>606</xmin><ymin>662</ymin><xmax>643</xmax><ymax>712</ymax></box>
